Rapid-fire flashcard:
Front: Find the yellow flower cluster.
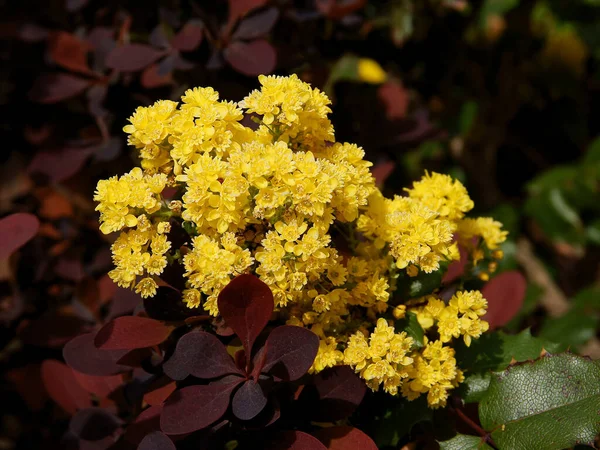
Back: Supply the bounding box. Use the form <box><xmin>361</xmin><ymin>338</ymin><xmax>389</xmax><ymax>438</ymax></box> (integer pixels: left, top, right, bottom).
<box><xmin>96</xmin><ymin>75</ymin><xmax>507</xmax><ymax>408</ymax></box>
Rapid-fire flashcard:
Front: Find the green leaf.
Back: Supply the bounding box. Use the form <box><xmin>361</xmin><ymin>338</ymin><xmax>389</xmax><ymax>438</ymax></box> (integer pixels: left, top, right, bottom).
<box><xmin>583</xmin><ymin>136</ymin><xmax>600</xmax><ymax>164</ymax></box>
<box><xmin>548</xmin><ymin>188</ymin><xmax>582</xmax><ymax>229</ymax></box>
<box><xmin>439</xmin><ymin>434</ymin><xmax>493</xmax><ymax>450</ymax></box>
<box><xmin>459</xmin><ymin>373</ymin><xmax>492</xmax><ymax>404</ymax></box>
<box><xmin>374</xmin><ymin>396</ymin><xmax>432</xmax><ymax>447</ymax></box>
<box><xmin>480</xmin><ymin>353</ymin><xmax>600</xmax><ymax>450</ymax></box>
<box><xmin>396</xmin><ymin>268</ymin><xmax>444</xmax><ymax>299</ymax></box>
<box><xmin>459</xmin><ymin>101</ymin><xmax>478</xmax><ymax>135</ymax></box>
<box><xmin>395</xmin><ymin>311</ymin><xmax>425</xmax><ymax>348</ymax></box>
<box><xmin>455</xmin><ymin>329</ymin><xmax>565</xmax><ymax>374</ymax></box>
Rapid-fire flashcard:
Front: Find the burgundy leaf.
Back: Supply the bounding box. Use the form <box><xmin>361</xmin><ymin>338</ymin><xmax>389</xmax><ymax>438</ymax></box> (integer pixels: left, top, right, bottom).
<box><xmin>141</xmin><ymin>63</ymin><xmax>173</xmax><ymax>89</ymax></box>
<box><xmin>29</xmin><ymin>73</ymin><xmax>91</xmax><ymax>104</ymax></box>
<box><xmin>143</xmin><ymin>378</ymin><xmax>177</xmax><ymax>406</ymax></box>
<box><xmin>28</xmin><ymin>147</ymin><xmax>93</xmax><ymax>183</ymax></box>
<box><xmin>105</xmin><ymin>44</ymin><xmax>165</xmax><ymax>72</ymax></box>
<box><xmin>228</xmin><ymin>0</ymin><xmax>268</xmax><ymax>22</ymax></box>
<box><xmin>0</xmin><ymin>213</ymin><xmax>39</xmax><ymax>259</ymax></box>
<box><xmin>231</xmin><ymin>380</ymin><xmax>267</xmax><ymax>421</ymax></box>
<box><xmin>316</xmin><ymin>0</ymin><xmax>367</xmax><ymax>19</ymax></box>
<box><xmin>69</xmin><ymin>407</ymin><xmax>122</xmax><ymax>441</ymax></box>
<box><xmin>377</xmin><ymin>80</ymin><xmax>409</xmax><ymax>120</ymax></box>
<box><xmin>371</xmin><ymin>160</ymin><xmax>395</xmax><ymax>187</ymax></box>
<box><xmin>6</xmin><ymin>364</ymin><xmax>48</xmax><ymax>411</ymax></box>
<box><xmin>442</xmin><ymin>243</ymin><xmax>468</xmax><ymax>284</ymax></box>
<box><xmin>149</xmin><ymin>25</ymin><xmax>171</xmax><ymax>50</ymax></box>
<box><xmin>66</xmin><ymin>0</ymin><xmax>89</xmax><ymax>12</ymax></box>
<box><xmin>170</xmin><ymin>20</ymin><xmax>204</xmax><ymax>52</ymax></box>
<box><xmin>18</xmin><ymin>23</ymin><xmax>48</xmax><ymax>42</ymax></box>
<box><xmin>224</xmin><ymin>39</ymin><xmax>276</xmax><ymax>76</ymax></box>
<box><xmin>482</xmin><ymin>270</ymin><xmax>527</xmax><ymax>329</ymax></box>
<box><xmin>72</xmin><ymin>372</ymin><xmax>122</xmax><ymax>398</ymax></box>
<box><xmin>63</xmin><ymin>332</ymin><xmax>130</xmax><ymax>376</ymax></box>
<box><xmin>160</xmin><ymin>383</ymin><xmax>237</xmax><ymax>435</ymax></box>
<box><xmin>310</xmin><ymin>365</ymin><xmax>366</xmax><ymax>421</ymax></box>
<box><xmin>313</xmin><ymin>426</ymin><xmax>377</xmax><ymax>450</ymax></box>
<box><xmin>138</xmin><ymin>431</ymin><xmax>175</xmax><ymax>450</ymax></box>
<box><xmin>41</xmin><ymin>360</ymin><xmax>92</xmax><ymax>415</ymax></box>
<box><xmin>164</xmin><ymin>331</ymin><xmax>242</xmax><ymax>381</ymax></box>
<box><xmin>262</xmin><ymin>326</ymin><xmax>319</xmax><ymax>381</ymax></box>
<box><xmin>124</xmin><ymin>406</ymin><xmax>162</xmax><ymax>445</ymax></box>
<box><xmin>95</xmin><ymin>316</ymin><xmax>174</xmax><ymax>350</ymax></box>
<box><xmin>268</xmin><ymin>431</ymin><xmax>327</xmax><ymax>450</ymax></box>
<box><xmin>232</xmin><ymin>8</ymin><xmax>279</xmax><ymax>41</ymax></box>
<box><xmin>48</xmin><ymin>31</ymin><xmax>92</xmax><ymax>75</ymax></box>
<box><xmin>217</xmin><ymin>274</ymin><xmax>274</xmax><ymax>361</ymax></box>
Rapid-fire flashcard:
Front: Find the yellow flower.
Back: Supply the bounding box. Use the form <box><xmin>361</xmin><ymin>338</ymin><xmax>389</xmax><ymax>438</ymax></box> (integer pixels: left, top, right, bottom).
<box><xmin>357</xmin><ymin>58</ymin><xmax>387</xmax><ymax>84</ymax></box>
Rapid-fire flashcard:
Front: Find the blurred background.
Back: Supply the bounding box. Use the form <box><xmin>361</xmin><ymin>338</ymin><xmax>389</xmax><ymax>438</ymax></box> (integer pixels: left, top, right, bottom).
<box><xmin>1</xmin><ymin>0</ymin><xmax>600</xmax><ymax>448</ymax></box>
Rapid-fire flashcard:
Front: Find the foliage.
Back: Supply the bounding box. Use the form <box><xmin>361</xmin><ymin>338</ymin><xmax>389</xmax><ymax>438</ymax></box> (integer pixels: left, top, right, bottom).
<box><xmin>2</xmin><ymin>0</ymin><xmax>600</xmax><ymax>448</ymax></box>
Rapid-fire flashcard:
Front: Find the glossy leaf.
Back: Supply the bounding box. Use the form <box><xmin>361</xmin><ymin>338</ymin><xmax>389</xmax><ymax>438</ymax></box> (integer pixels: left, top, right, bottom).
<box><xmin>95</xmin><ymin>316</ymin><xmax>173</xmax><ymax>350</ymax></box>
<box><xmin>394</xmin><ymin>312</ymin><xmax>425</xmax><ymax>347</ymax></box>
<box><xmin>0</xmin><ymin>213</ymin><xmax>39</xmax><ymax>259</ymax></box>
<box><xmin>170</xmin><ymin>21</ymin><xmax>204</xmax><ymax>52</ymax></box>
<box><xmin>69</xmin><ymin>407</ymin><xmax>122</xmax><ymax>441</ymax></box>
<box><xmin>268</xmin><ymin>431</ymin><xmax>328</xmax><ymax>450</ymax></box>
<box><xmin>29</xmin><ymin>73</ymin><xmax>90</xmax><ymax>104</ymax></box>
<box><xmin>160</xmin><ymin>383</ymin><xmax>237</xmax><ymax>435</ymax></box>
<box><xmin>480</xmin><ymin>353</ymin><xmax>600</xmax><ymax>449</ymax></box>
<box><xmin>41</xmin><ymin>360</ymin><xmax>92</xmax><ymax>414</ymax></box>
<box><xmin>231</xmin><ymin>380</ymin><xmax>267</xmax><ymax>420</ymax></box>
<box><xmin>224</xmin><ymin>39</ymin><xmax>276</xmax><ymax>76</ymax></box>
<box><xmin>164</xmin><ymin>331</ymin><xmax>241</xmax><ymax>381</ymax></box>
<box><xmin>313</xmin><ymin>426</ymin><xmax>377</xmax><ymax>450</ymax></box>
<box><xmin>217</xmin><ymin>274</ymin><xmax>274</xmax><ymax>359</ymax></box>
<box><xmin>438</xmin><ymin>434</ymin><xmax>493</xmax><ymax>450</ymax></box>
<box><xmin>138</xmin><ymin>431</ymin><xmax>175</xmax><ymax>450</ymax></box>
<box><xmin>482</xmin><ymin>271</ymin><xmax>527</xmax><ymax>329</ymax></box>
<box><xmin>310</xmin><ymin>365</ymin><xmax>366</xmax><ymax>421</ymax></box>
<box><xmin>105</xmin><ymin>44</ymin><xmax>164</xmax><ymax>72</ymax></box>
<box><xmin>63</xmin><ymin>332</ymin><xmax>131</xmax><ymax>375</ymax></box>
<box><xmin>262</xmin><ymin>326</ymin><xmax>319</xmax><ymax>381</ymax></box>
<box><xmin>232</xmin><ymin>8</ymin><xmax>279</xmax><ymax>40</ymax></box>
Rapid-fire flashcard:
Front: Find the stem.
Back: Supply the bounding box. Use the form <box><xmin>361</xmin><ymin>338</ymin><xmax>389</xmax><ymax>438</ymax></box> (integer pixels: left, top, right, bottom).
<box><xmin>450</xmin><ymin>399</ymin><xmax>498</xmax><ymax>449</ymax></box>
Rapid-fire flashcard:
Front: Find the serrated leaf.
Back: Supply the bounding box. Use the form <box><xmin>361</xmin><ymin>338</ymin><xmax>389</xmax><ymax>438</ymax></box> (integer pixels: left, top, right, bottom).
<box><xmin>262</xmin><ymin>325</ymin><xmax>319</xmax><ymax>381</ymax></box>
<box><xmin>480</xmin><ymin>353</ymin><xmax>600</xmax><ymax>450</ymax></box>
<box><xmin>455</xmin><ymin>329</ymin><xmax>565</xmax><ymax>374</ymax></box>
<box><xmin>458</xmin><ymin>372</ymin><xmax>493</xmax><ymax>404</ymax></box>
<box><xmin>438</xmin><ymin>434</ymin><xmax>493</xmax><ymax>450</ymax></box>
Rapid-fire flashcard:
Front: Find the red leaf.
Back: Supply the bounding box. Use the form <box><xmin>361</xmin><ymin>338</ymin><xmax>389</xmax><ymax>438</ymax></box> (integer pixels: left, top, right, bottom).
<box><xmin>442</xmin><ymin>244</ymin><xmax>468</xmax><ymax>284</ymax></box>
<box><xmin>72</xmin><ymin>371</ymin><xmax>123</xmax><ymax>398</ymax></box>
<box><xmin>95</xmin><ymin>316</ymin><xmax>173</xmax><ymax>350</ymax></box>
<box><xmin>310</xmin><ymin>365</ymin><xmax>366</xmax><ymax>421</ymax></box>
<box><xmin>163</xmin><ymin>331</ymin><xmax>242</xmax><ymax>381</ymax></box>
<box><xmin>105</xmin><ymin>44</ymin><xmax>165</xmax><ymax>72</ymax></box>
<box><xmin>224</xmin><ymin>39</ymin><xmax>276</xmax><ymax>76</ymax></box>
<box><xmin>217</xmin><ymin>274</ymin><xmax>274</xmax><ymax>361</ymax></box>
<box><xmin>313</xmin><ymin>426</ymin><xmax>377</xmax><ymax>450</ymax></box>
<box><xmin>143</xmin><ymin>378</ymin><xmax>177</xmax><ymax>406</ymax></box>
<box><xmin>268</xmin><ymin>431</ymin><xmax>328</xmax><ymax>450</ymax></box>
<box><xmin>370</xmin><ymin>160</ymin><xmax>395</xmax><ymax>187</ymax></box>
<box><xmin>138</xmin><ymin>431</ymin><xmax>175</xmax><ymax>450</ymax></box>
<box><xmin>0</xmin><ymin>213</ymin><xmax>39</xmax><ymax>259</ymax></box>
<box><xmin>262</xmin><ymin>326</ymin><xmax>319</xmax><ymax>381</ymax></box>
<box><xmin>160</xmin><ymin>383</ymin><xmax>237</xmax><ymax>435</ymax></box>
<box><xmin>29</xmin><ymin>73</ymin><xmax>91</xmax><ymax>104</ymax></box>
<box><xmin>228</xmin><ymin>0</ymin><xmax>268</xmax><ymax>23</ymax></box>
<box><xmin>125</xmin><ymin>405</ymin><xmax>162</xmax><ymax>445</ymax></box>
<box><xmin>377</xmin><ymin>80</ymin><xmax>409</xmax><ymax>120</ymax></box>
<box><xmin>141</xmin><ymin>63</ymin><xmax>173</xmax><ymax>89</ymax></box>
<box><xmin>41</xmin><ymin>360</ymin><xmax>92</xmax><ymax>415</ymax></box>
<box><xmin>69</xmin><ymin>407</ymin><xmax>122</xmax><ymax>441</ymax></box>
<box><xmin>170</xmin><ymin>21</ymin><xmax>204</xmax><ymax>52</ymax></box>
<box><xmin>232</xmin><ymin>8</ymin><xmax>279</xmax><ymax>41</ymax></box>
<box><xmin>48</xmin><ymin>31</ymin><xmax>92</xmax><ymax>75</ymax></box>
<box><xmin>482</xmin><ymin>271</ymin><xmax>527</xmax><ymax>329</ymax></box>
<box><xmin>63</xmin><ymin>332</ymin><xmax>130</xmax><ymax>376</ymax></box>
<box><xmin>316</xmin><ymin>0</ymin><xmax>367</xmax><ymax>19</ymax></box>
<box><xmin>231</xmin><ymin>380</ymin><xmax>267</xmax><ymax>420</ymax></box>
<box><xmin>6</xmin><ymin>364</ymin><xmax>48</xmax><ymax>411</ymax></box>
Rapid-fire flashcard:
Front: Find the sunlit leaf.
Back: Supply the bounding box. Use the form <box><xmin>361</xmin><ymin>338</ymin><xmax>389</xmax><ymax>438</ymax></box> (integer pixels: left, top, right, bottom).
<box><xmin>262</xmin><ymin>326</ymin><xmax>319</xmax><ymax>381</ymax></box>
<box><xmin>95</xmin><ymin>316</ymin><xmax>173</xmax><ymax>350</ymax></box>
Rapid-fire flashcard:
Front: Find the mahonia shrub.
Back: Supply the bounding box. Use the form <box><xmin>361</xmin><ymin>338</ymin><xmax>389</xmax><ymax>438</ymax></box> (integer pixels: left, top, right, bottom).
<box><xmin>94</xmin><ymin>74</ymin><xmax>507</xmax><ymax>408</ymax></box>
